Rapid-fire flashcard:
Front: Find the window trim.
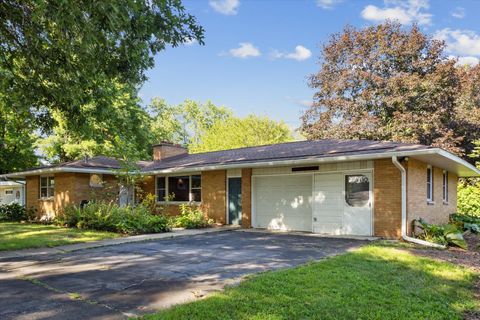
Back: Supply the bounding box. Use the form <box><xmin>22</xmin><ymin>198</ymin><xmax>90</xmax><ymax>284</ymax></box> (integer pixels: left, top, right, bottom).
<box><xmin>5</xmin><ymin>189</ymin><xmax>13</xmax><ymax>195</ymax></box>
<box><xmin>155</xmin><ymin>174</ymin><xmax>202</xmax><ymax>204</ymax></box>
<box><xmin>442</xmin><ymin>170</ymin><xmax>449</xmax><ymax>204</ymax></box>
<box><xmin>39</xmin><ymin>175</ymin><xmax>55</xmax><ymax>200</ymax></box>
<box><xmin>426</xmin><ymin>166</ymin><xmax>434</xmax><ymax>204</ymax></box>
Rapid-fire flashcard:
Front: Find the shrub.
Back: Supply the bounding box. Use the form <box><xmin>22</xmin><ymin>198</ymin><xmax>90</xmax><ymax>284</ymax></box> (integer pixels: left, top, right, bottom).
<box><xmin>0</xmin><ymin>203</ymin><xmax>28</xmax><ymax>221</ymax></box>
<box><xmin>174</xmin><ymin>204</ymin><xmax>213</xmax><ymax>229</ymax></box>
<box><xmin>56</xmin><ymin>202</ymin><xmax>171</xmax><ymax>235</ymax></box>
<box><xmin>413</xmin><ymin>218</ymin><xmax>467</xmax><ymax>249</ymax></box>
<box><xmin>457</xmin><ymin>182</ymin><xmax>480</xmax><ymax>217</ymax></box>
<box><xmin>450</xmin><ymin>213</ymin><xmax>480</xmax><ymax>234</ymax></box>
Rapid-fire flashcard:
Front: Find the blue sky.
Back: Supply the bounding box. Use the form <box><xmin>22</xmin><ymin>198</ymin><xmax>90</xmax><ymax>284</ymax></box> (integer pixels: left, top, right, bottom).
<box><xmin>139</xmin><ymin>0</ymin><xmax>480</xmax><ymax>128</ymax></box>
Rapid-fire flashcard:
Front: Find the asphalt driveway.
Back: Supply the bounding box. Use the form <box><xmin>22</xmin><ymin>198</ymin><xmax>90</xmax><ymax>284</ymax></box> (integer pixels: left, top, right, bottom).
<box><xmin>0</xmin><ymin>230</ymin><xmax>366</xmax><ymax>319</ymax></box>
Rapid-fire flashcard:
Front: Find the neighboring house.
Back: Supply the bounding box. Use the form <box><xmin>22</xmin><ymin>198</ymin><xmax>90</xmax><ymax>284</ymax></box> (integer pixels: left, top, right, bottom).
<box><xmin>2</xmin><ymin>140</ymin><xmax>479</xmax><ymax>238</ymax></box>
<box><xmin>0</xmin><ymin>181</ymin><xmax>25</xmax><ymax>206</ymax></box>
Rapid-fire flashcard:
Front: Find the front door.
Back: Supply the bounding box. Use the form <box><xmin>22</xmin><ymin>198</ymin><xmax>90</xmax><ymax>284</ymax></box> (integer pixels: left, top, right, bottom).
<box><xmin>343</xmin><ymin>173</ymin><xmax>372</xmax><ymax>235</ymax></box>
<box><xmin>228</xmin><ymin>177</ymin><xmax>242</xmax><ymax>225</ymax></box>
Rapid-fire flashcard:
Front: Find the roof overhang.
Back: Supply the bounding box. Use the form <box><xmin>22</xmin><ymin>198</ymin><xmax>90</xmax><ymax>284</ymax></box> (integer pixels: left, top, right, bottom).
<box><xmin>146</xmin><ymin>148</ymin><xmax>480</xmax><ymax>177</ymax></box>
<box><xmin>2</xmin><ymin>148</ymin><xmax>479</xmax><ymax>178</ymax></box>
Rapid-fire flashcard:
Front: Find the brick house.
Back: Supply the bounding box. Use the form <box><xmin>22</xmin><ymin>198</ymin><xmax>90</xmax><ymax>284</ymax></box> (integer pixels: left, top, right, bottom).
<box><xmin>2</xmin><ymin>140</ymin><xmax>479</xmax><ymax>239</ymax></box>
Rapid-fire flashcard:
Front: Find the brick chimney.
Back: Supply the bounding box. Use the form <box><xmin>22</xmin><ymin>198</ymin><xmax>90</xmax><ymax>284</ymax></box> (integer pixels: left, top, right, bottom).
<box><xmin>152</xmin><ymin>142</ymin><xmax>188</xmax><ymax>161</ymax></box>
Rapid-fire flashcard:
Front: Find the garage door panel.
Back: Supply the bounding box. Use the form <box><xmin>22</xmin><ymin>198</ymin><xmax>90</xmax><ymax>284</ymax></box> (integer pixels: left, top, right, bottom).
<box><xmin>254</xmin><ymin>175</ymin><xmax>312</xmax><ymax>232</ymax></box>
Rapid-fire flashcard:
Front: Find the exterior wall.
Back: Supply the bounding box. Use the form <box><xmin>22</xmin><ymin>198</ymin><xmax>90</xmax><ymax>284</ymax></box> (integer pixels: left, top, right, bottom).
<box><xmin>25</xmin><ymin>173</ymin><xmax>119</xmax><ymax>218</ymax></box>
<box><xmin>406</xmin><ymin>158</ymin><xmax>458</xmax><ymax>234</ymax></box>
<box><xmin>252</xmin><ymin>160</ymin><xmax>373</xmax><ymax>176</ymax></box>
<box><xmin>200</xmin><ymin>170</ymin><xmax>227</xmax><ymax>224</ymax></box>
<box><xmin>373</xmin><ymin>159</ymin><xmax>402</xmax><ymax>238</ymax></box>
<box><xmin>241</xmin><ymin>168</ymin><xmax>252</xmax><ymax>228</ymax></box>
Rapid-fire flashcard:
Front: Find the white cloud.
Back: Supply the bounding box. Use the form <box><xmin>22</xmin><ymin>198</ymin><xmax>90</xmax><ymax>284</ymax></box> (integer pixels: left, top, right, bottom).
<box><xmin>435</xmin><ymin>29</ymin><xmax>480</xmax><ymax>56</ymax></box>
<box><xmin>361</xmin><ymin>0</ymin><xmax>432</xmax><ymax>25</ymax></box>
<box><xmin>228</xmin><ymin>42</ymin><xmax>261</xmax><ymax>58</ymax></box>
<box><xmin>271</xmin><ymin>45</ymin><xmax>312</xmax><ymax>61</ymax></box>
<box><xmin>184</xmin><ymin>38</ymin><xmax>197</xmax><ymax>46</ymax></box>
<box><xmin>455</xmin><ymin>56</ymin><xmax>479</xmax><ymax>67</ymax></box>
<box><xmin>209</xmin><ymin>0</ymin><xmax>240</xmax><ymax>15</ymax></box>
<box><xmin>316</xmin><ymin>0</ymin><xmax>343</xmax><ymax>9</ymax></box>
<box><xmin>451</xmin><ymin>7</ymin><xmax>465</xmax><ymax>19</ymax></box>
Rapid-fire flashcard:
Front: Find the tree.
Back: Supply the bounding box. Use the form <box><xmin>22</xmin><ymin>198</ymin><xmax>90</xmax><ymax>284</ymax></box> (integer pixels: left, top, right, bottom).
<box><xmin>38</xmin><ymin>83</ymin><xmax>153</xmax><ymax>163</ymax></box>
<box><xmin>302</xmin><ymin>22</ymin><xmax>480</xmax><ymax>160</ymax></box>
<box><xmin>149</xmin><ymin>98</ymin><xmax>233</xmax><ymax>147</ymax></box>
<box><xmin>189</xmin><ymin>115</ymin><xmax>294</xmax><ymax>153</ymax></box>
<box><xmin>0</xmin><ymin>0</ymin><xmax>204</xmax><ymax>132</ymax></box>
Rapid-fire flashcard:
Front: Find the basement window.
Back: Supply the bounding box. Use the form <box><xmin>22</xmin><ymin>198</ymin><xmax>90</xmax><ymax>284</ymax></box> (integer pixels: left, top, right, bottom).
<box><xmin>40</xmin><ymin>176</ymin><xmax>55</xmax><ymax>199</ymax></box>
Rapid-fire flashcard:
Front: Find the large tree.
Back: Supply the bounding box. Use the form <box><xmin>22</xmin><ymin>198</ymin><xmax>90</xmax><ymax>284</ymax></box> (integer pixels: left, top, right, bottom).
<box><xmin>190</xmin><ymin>115</ymin><xmax>294</xmax><ymax>153</ymax></box>
<box><xmin>302</xmin><ymin>22</ymin><xmax>480</xmax><ymax>160</ymax></box>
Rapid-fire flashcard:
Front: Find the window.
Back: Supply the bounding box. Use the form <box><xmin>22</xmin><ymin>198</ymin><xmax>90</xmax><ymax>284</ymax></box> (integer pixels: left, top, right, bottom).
<box><xmin>40</xmin><ymin>176</ymin><xmax>55</xmax><ymax>199</ymax></box>
<box><xmin>89</xmin><ymin>174</ymin><xmax>104</xmax><ymax>188</ymax></box>
<box><xmin>443</xmin><ymin>171</ymin><xmax>448</xmax><ymax>203</ymax></box>
<box><xmin>5</xmin><ymin>189</ymin><xmax>13</xmax><ymax>195</ymax></box>
<box><xmin>156</xmin><ymin>175</ymin><xmax>201</xmax><ymax>202</ymax></box>
<box><xmin>345</xmin><ymin>175</ymin><xmax>370</xmax><ymax>207</ymax></box>
<box><xmin>427</xmin><ymin>166</ymin><xmax>433</xmax><ymax>202</ymax></box>
<box><xmin>156</xmin><ymin>176</ymin><xmax>166</xmax><ymax>201</ymax></box>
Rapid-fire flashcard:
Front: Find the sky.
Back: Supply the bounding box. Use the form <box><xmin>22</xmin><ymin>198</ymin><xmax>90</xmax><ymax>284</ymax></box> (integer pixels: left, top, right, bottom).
<box><xmin>139</xmin><ymin>0</ymin><xmax>480</xmax><ymax>129</ymax></box>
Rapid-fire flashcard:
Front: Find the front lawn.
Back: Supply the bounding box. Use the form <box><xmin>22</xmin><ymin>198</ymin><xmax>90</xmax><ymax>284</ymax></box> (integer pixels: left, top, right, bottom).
<box><xmin>145</xmin><ymin>244</ymin><xmax>479</xmax><ymax>320</ymax></box>
<box><xmin>0</xmin><ymin>222</ymin><xmax>120</xmax><ymax>251</ymax></box>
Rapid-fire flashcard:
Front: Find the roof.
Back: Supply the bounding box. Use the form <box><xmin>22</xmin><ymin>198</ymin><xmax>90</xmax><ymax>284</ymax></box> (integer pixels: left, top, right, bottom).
<box><xmin>1</xmin><ymin>139</ymin><xmax>479</xmax><ymax>178</ymax></box>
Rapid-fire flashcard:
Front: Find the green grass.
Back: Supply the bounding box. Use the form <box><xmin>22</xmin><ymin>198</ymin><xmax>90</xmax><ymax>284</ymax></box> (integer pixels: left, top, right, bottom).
<box><xmin>144</xmin><ymin>245</ymin><xmax>479</xmax><ymax>320</ymax></box>
<box><xmin>0</xmin><ymin>222</ymin><xmax>120</xmax><ymax>251</ymax></box>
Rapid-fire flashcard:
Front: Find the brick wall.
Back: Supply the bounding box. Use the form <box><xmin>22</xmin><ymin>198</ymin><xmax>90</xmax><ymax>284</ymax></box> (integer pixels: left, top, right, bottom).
<box><xmin>406</xmin><ymin>158</ymin><xmax>457</xmax><ymax>234</ymax></box>
<box><xmin>373</xmin><ymin>159</ymin><xmax>402</xmax><ymax>238</ymax></box>
<box><xmin>200</xmin><ymin>170</ymin><xmax>226</xmax><ymax>224</ymax></box>
<box><xmin>241</xmin><ymin>168</ymin><xmax>252</xmax><ymax>228</ymax></box>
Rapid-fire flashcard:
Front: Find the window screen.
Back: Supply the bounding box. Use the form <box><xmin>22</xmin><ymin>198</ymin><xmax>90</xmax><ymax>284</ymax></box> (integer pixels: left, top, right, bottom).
<box><xmin>40</xmin><ymin>176</ymin><xmax>55</xmax><ymax>198</ymax></box>
<box><xmin>345</xmin><ymin>175</ymin><xmax>369</xmax><ymax>207</ymax></box>
<box><xmin>191</xmin><ymin>175</ymin><xmax>202</xmax><ymax>202</ymax></box>
<box><xmin>427</xmin><ymin>167</ymin><xmax>433</xmax><ymax>202</ymax></box>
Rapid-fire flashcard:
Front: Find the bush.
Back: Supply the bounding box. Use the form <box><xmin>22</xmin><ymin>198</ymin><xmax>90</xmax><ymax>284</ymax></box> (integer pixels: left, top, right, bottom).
<box><xmin>56</xmin><ymin>202</ymin><xmax>171</xmax><ymax>235</ymax></box>
<box><xmin>174</xmin><ymin>204</ymin><xmax>213</xmax><ymax>229</ymax></box>
<box><xmin>413</xmin><ymin>218</ymin><xmax>467</xmax><ymax>249</ymax></box>
<box><xmin>450</xmin><ymin>213</ymin><xmax>480</xmax><ymax>234</ymax></box>
<box><xmin>0</xmin><ymin>203</ymin><xmax>28</xmax><ymax>221</ymax></box>
<box><xmin>457</xmin><ymin>182</ymin><xmax>480</xmax><ymax>217</ymax></box>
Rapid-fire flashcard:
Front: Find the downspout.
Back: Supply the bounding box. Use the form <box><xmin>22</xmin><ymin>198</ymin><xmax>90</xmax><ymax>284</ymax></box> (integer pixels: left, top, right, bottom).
<box><xmin>391</xmin><ymin>156</ymin><xmax>446</xmax><ymax>248</ymax></box>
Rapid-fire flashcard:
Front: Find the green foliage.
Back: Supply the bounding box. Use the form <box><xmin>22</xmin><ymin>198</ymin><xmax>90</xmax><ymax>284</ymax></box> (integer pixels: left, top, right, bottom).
<box><xmin>0</xmin><ymin>0</ymin><xmax>204</xmax><ymax>133</ymax></box>
<box><xmin>413</xmin><ymin>218</ymin><xmax>467</xmax><ymax>249</ymax></box>
<box><xmin>190</xmin><ymin>115</ymin><xmax>295</xmax><ymax>153</ymax></box>
<box><xmin>174</xmin><ymin>204</ymin><xmax>212</xmax><ymax>229</ymax></box>
<box><xmin>458</xmin><ymin>182</ymin><xmax>480</xmax><ymax>216</ymax></box>
<box><xmin>451</xmin><ymin>213</ymin><xmax>480</xmax><ymax>234</ymax></box>
<box><xmin>0</xmin><ymin>203</ymin><xmax>28</xmax><ymax>222</ymax></box>
<box><xmin>149</xmin><ymin>98</ymin><xmax>233</xmax><ymax>146</ymax></box>
<box><xmin>57</xmin><ymin>202</ymin><xmax>170</xmax><ymax>235</ymax></box>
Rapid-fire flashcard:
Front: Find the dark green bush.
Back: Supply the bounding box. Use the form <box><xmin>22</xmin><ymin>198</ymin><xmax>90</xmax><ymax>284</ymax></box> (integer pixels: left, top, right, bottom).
<box><xmin>174</xmin><ymin>204</ymin><xmax>213</xmax><ymax>229</ymax></box>
<box><xmin>57</xmin><ymin>202</ymin><xmax>170</xmax><ymax>234</ymax></box>
<box><xmin>0</xmin><ymin>203</ymin><xmax>27</xmax><ymax>221</ymax></box>
<box><xmin>450</xmin><ymin>213</ymin><xmax>480</xmax><ymax>234</ymax></box>
<box><xmin>413</xmin><ymin>218</ymin><xmax>467</xmax><ymax>249</ymax></box>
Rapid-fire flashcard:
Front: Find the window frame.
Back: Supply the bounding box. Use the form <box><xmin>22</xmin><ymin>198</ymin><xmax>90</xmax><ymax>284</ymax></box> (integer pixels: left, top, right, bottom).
<box><xmin>426</xmin><ymin>166</ymin><xmax>434</xmax><ymax>203</ymax></box>
<box><xmin>344</xmin><ymin>174</ymin><xmax>371</xmax><ymax>207</ymax></box>
<box><xmin>5</xmin><ymin>189</ymin><xmax>13</xmax><ymax>195</ymax></box>
<box><xmin>442</xmin><ymin>170</ymin><xmax>449</xmax><ymax>204</ymax></box>
<box><xmin>39</xmin><ymin>175</ymin><xmax>55</xmax><ymax>200</ymax></box>
<box><xmin>155</xmin><ymin>174</ymin><xmax>202</xmax><ymax>204</ymax></box>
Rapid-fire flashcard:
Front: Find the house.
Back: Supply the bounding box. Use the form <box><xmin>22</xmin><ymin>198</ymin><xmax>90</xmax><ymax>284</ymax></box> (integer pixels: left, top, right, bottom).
<box><xmin>0</xmin><ymin>181</ymin><xmax>25</xmax><ymax>206</ymax></box>
<box><xmin>2</xmin><ymin>140</ymin><xmax>479</xmax><ymax>238</ymax></box>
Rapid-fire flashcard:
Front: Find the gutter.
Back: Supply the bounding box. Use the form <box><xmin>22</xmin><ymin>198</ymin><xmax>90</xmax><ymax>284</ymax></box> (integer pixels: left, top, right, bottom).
<box><xmin>391</xmin><ymin>156</ymin><xmax>446</xmax><ymax>249</ymax></box>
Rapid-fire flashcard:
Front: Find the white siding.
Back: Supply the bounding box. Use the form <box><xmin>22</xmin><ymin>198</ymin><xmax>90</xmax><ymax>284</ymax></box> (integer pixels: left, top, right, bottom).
<box><xmin>254</xmin><ymin>175</ymin><xmax>312</xmax><ymax>231</ymax></box>
<box><xmin>252</xmin><ymin>160</ymin><xmax>372</xmax><ymax>176</ymax></box>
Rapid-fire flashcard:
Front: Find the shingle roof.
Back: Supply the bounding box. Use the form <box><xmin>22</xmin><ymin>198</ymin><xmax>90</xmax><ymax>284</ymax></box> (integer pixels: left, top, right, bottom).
<box><xmin>142</xmin><ymin>139</ymin><xmax>433</xmax><ymax>171</ymax></box>
<box><xmin>26</xmin><ymin>156</ymin><xmax>123</xmax><ymax>171</ymax></box>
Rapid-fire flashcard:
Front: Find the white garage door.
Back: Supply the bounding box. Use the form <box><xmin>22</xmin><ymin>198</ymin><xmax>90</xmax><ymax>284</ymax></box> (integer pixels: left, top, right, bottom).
<box><xmin>253</xmin><ymin>175</ymin><xmax>312</xmax><ymax>232</ymax></box>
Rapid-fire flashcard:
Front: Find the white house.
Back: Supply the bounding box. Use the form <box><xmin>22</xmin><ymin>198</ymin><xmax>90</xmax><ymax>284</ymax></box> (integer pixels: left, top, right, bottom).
<box><xmin>0</xmin><ymin>181</ymin><xmax>25</xmax><ymax>206</ymax></box>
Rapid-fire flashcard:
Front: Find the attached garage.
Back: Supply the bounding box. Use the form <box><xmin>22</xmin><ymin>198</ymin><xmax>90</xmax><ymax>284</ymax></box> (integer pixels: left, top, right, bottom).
<box><xmin>253</xmin><ymin>174</ymin><xmax>312</xmax><ymax>232</ymax></box>
<box><xmin>252</xmin><ymin>169</ymin><xmax>373</xmax><ymax>236</ymax></box>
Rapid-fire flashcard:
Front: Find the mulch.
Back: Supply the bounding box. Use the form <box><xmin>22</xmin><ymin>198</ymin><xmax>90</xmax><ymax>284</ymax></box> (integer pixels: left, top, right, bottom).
<box><xmin>407</xmin><ymin>233</ymin><xmax>480</xmax><ymax>320</ymax></box>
